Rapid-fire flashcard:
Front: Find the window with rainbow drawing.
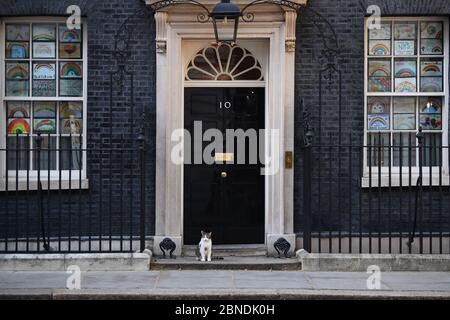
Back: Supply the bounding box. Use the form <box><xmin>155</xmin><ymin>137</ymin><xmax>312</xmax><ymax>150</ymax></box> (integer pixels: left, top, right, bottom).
<box><xmin>3</xmin><ymin>21</ymin><xmax>84</xmax><ymax>172</ymax></box>
<box><xmin>365</xmin><ymin>18</ymin><xmax>447</xmax><ymax>168</ymax></box>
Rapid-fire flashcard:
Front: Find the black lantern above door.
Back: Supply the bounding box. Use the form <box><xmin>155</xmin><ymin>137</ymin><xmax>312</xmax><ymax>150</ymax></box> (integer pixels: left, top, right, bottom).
<box><xmin>209</xmin><ymin>0</ymin><xmax>241</xmax><ymax>45</ymax></box>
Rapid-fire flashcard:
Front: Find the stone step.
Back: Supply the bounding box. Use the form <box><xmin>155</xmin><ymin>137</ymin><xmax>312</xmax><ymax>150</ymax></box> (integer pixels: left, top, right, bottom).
<box><xmin>181</xmin><ymin>245</ymin><xmax>268</xmax><ymax>257</ymax></box>
<box><xmin>150</xmin><ymin>256</ymin><xmax>301</xmax><ymax>271</ymax></box>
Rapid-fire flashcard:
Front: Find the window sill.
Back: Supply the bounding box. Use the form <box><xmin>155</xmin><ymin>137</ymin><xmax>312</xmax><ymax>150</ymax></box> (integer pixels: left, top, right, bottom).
<box><xmin>0</xmin><ymin>179</ymin><xmax>89</xmax><ymax>192</ymax></box>
<box><xmin>361</xmin><ymin>174</ymin><xmax>450</xmax><ymax>188</ymax></box>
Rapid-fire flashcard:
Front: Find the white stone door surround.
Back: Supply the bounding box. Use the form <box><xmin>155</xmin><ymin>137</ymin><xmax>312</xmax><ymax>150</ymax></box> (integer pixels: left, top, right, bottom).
<box><xmin>146</xmin><ymin>0</ymin><xmax>306</xmax><ymax>256</ymax></box>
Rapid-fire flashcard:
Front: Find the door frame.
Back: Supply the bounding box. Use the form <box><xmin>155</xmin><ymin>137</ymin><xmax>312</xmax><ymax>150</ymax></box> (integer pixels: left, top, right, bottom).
<box><xmin>150</xmin><ymin>4</ymin><xmax>300</xmax><ymax>256</ymax></box>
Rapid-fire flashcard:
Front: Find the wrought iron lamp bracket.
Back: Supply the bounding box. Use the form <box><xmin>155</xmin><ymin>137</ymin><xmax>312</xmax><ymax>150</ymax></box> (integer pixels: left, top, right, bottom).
<box><xmin>148</xmin><ymin>0</ymin><xmax>212</xmax><ymax>23</ymax></box>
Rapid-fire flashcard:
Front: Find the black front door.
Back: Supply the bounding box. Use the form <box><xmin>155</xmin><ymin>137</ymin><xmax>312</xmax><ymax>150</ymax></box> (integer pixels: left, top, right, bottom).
<box><xmin>184</xmin><ymin>87</ymin><xmax>265</xmax><ymax>245</ymax></box>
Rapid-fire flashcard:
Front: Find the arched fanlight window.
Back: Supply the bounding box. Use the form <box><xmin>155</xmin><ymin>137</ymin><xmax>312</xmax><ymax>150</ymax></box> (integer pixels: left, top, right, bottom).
<box><xmin>186</xmin><ymin>44</ymin><xmax>264</xmax><ymax>81</ymax></box>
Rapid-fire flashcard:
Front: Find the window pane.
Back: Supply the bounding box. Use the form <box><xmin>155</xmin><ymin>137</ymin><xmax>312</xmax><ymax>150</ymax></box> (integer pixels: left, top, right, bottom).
<box><xmin>367</xmin><ymin>97</ymin><xmax>390</xmax><ymax>130</ymax></box>
<box><xmin>394</xmin><ymin>59</ymin><xmax>416</xmax><ymax>92</ymax></box>
<box><xmin>32</xmin><ymin>42</ymin><xmax>56</xmax><ymax>59</ymax></box>
<box><xmin>32</xmin><ymin>136</ymin><xmax>56</xmax><ymax>170</ymax></box>
<box><xmin>7</xmin><ymin>136</ymin><xmax>30</xmax><ymax>171</ymax></box>
<box><xmin>393</xmin><ymin>133</ymin><xmax>416</xmax><ymax>167</ymax></box>
<box><xmin>59</xmin><ymin>62</ymin><xmax>83</xmax><ymax>96</ymax></box>
<box><xmin>420</xmin><ymin>58</ymin><xmax>443</xmax><ymax>92</ymax></box>
<box><xmin>60</xmin><ymin>137</ymin><xmax>82</xmax><ymax>170</ymax></box>
<box><xmin>7</xmin><ymin>101</ymin><xmax>31</xmax><ymax>134</ymax></box>
<box><xmin>421</xmin><ymin>39</ymin><xmax>443</xmax><ymax>55</ymax></box>
<box><xmin>33</xmin><ymin>101</ymin><xmax>57</xmax><ymax>134</ymax></box>
<box><xmin>419</xmin><ymin>97</ymin><xmax>442</xmax><ymax>130</ymax></box>
<box><xmin>5</xmin><ymin>24</ymin><xmax>30</xmax><ymax>58</ymax></box>
<box><xmin>393</xmin><ymin>97</ymin><xmax>416</xmax><ymax>130</ymax></box>
<box><xmin>420</xmin><ymin>22</ymin><xmax>443</xmax><ymax>55</ymax></box>
<box><xmin>394</xmin><ymin>22</ymin><xmax>417</xmax><ymax>55</ymax></box>
<box><xmin>367</xmin><ymin>133</ymin><xmax>390</xmax><ymax>167</ymax></box>
<box><xmin>369</xmin><ymin>22</ymin><xmax>391</xmax><ymax>40</ymax></box>
<box><xmin>6</xmin><ymin>42</ymin><xmax>29</xmax><ymax>59</ymax></box>
<box><xmin>368</xmin><ymin>59</ymin><xmax>391</xmax><ymax>92</ymax></box>
<box><xmin>421</xmin><ymin>77</ymin><xmax>443</xmax><ymax>92</ymax></box>
<box><xmin>59</xmin><ymin>24</ymin><xmax>82</xmax><ymax>59</ymax></box>
<box><xmin>6</xmin><ymin>24</ymin><xmax>30</xmax><ymax>41</ymax></box>
<box><xmin>5</xmin><ymin>62</ymin><xmax>29</xmax><ymax>96</ymax></box>
<box><xmin>32</xmin><ymin>62</ymin><xmax>56</xmax><ymax>96</ymax></box>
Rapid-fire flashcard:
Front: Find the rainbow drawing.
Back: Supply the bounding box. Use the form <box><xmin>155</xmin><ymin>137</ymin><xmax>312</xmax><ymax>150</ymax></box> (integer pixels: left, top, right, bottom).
<box><xmin>32</xmin><ymin>24</ymin><xmax>56</xmax><ymax>41</ymax></box>
<box><xmin>421</xmin><ymin>77</ymin><xmax>442</xmax><ymax>92</ymax></box>
<box><xmin>395</xmin><ymin>60</ymin><xmax>416</xmax><ymax>77</ymax></box>
<box><xmin>421</xmin><ymin>39</ymin><xmax>443</xmax><ymax>54</ymax></box>
<box><xmin>60</xmin><ymin>62</ymin><xmax>82</xmax><ymax>78</ymax></box>
<box><xmin>369</xmin><ymin>68</ymin><xmax>390</xmax><ymax>77</ymax></box>
<box><xmin>33</xmin><ymin>63</ymin><xmax>55</xmax><ymax>80</ymax></box>
<box><xmin>369</xmin><ymin>60</ymin><xmax>390</xmax><ymax>77</ymax></box>
<box><xmin>33</xmin><ymin>119</ymin><xmax>56</xmax><ymax>133</ymax></box>
<box><xmin>6</xmin><ymin>63</ymin><xmax>29</xmax><ymax>80</ymax></box>
<box><xmin>421</xmin><ymin>61</ymin><xmax>442</xmax><ymax>77</ymax></box>
<box><xmin>368</xmin><ymin>114</ymin><xmax>389</xmax><ymax>130</ymax></box>
<box><xmin>395</xmin><ymin>78</ymin><xmax>416</xmax><ymax>93</ymax></box>
<box><xmin>395</xmin><ymin>68</ymin><xmax>415</xmax><ymax>77</ymax></box>
<box><xmin>7</xmin><ymin>118</ymin><xmax>30</xmax><ymax>134</ymax></box>
<box><xmin>6</xmin><ymin>24</ymin><xmax>29</xmax><ymax>41</ymax></box>
<box><xmin>59</xmin><ymin>27</ymin><xmax>81</xmax><ymax>42</ymax></box>
<box><xmin>33</xmin><ymin>42</ymin><xmax>55</xmax><ymax>58</ymax></box>
<box><xmin>34</xmin><ymin>102</ymin><xmax>56</xmax><ymax>118</ymax></box>
<box><xmin>6</xmin><ymin>42</ymin><xmax>29</xmax><ymax>59</ymax></box>
<box><xmin>7</xmin><ymin>102</ymin><xmax>30</xmax><ymax>118</ymax></box>
<box><xmin>393</xmin><ymin>114</ymin><xmax>415</xmax><ymax>130</ymax></box>
<box><xmin>369</xmin><ymin>78</ymin><xmax>391</xmax><ymax>92</ymax></box>
<box><xmin>432</xmin><ymin>47</ymin><xmax>443</xmax><ymax>53</ymax></box>
<box><xmin>369</xmin><ymin>41</ymin><xmax>390</xmax><ymax>56</ymax></box>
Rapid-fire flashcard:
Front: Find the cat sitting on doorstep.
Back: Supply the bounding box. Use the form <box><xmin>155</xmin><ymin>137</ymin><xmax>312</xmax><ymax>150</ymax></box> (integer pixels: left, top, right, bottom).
<box><xmin>197</xmin><ymin>231</ymin><xmax>212</xmax><ymax>262</ymax></box>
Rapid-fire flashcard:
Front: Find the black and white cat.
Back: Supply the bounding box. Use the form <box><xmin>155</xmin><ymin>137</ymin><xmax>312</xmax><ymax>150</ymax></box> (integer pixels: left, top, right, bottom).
<box><xmin>196</xmin><ymin>231</ymin><xmax>212</xmax><ymax>262</ymax></box>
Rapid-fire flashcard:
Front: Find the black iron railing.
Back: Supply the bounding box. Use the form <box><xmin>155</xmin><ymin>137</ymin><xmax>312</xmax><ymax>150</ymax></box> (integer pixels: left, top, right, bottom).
<box><xmin>301</xmin><ymin>127</ymin><xmax>450</xmax><ymax>254</ymax></box>
<box><xmin>0</xmin><ymin>132</ymin><xmax>149</xmax><ymax>253</ymax></box>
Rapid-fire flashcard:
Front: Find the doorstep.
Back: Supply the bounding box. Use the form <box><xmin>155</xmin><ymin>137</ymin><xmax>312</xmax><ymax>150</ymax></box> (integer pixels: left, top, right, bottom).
<box><xmin>150</xmin><ymin>256</ymin><xmax>301</xmax><ymax>271</ymax></box>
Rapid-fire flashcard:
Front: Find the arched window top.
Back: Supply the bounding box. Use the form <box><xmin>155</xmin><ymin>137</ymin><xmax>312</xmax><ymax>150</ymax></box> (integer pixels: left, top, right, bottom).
<box><xmin>186</xmin><ymin>44</ymin><xmax>264</xmax><ymax>81</ymax></box>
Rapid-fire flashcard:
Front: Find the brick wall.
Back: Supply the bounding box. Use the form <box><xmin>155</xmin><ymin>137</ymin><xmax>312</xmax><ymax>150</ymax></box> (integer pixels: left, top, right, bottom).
<box><xmin>294</xmin><ymin>0</ymin><xmax>450</xmax><ymax>235</ymax></box>
<box><xmin>0</xmin><ymin>0</ymin><xmax>156</xmax><ymax>244</ymax></box>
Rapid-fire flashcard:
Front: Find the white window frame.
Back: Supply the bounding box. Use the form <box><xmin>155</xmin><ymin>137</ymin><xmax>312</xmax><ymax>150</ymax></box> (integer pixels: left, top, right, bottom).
<box><xmin>363</xmin><ymin>16</ymin><xmax>450</xmax><ymax>187</ymax></box>
<box><xmin>0</xmin><ymin>17</ymin><xmax>88</xmax><ymax>190</ymax></box>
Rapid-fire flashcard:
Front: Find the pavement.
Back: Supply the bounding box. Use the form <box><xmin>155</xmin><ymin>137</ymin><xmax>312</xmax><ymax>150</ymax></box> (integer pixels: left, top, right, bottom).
<box><xmin>1</xmin><ymin>270</ymin><xmax>450</xmax><ymax>299</ymax></box>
